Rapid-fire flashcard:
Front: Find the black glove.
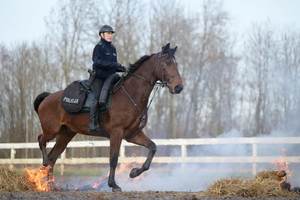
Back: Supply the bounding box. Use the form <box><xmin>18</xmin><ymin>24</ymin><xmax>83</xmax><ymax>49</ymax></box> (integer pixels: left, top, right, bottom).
<box><xmin>121</xmin><ymin>66</ymin><xmax>127</xmax><ymax>72</ymax></box>
<box><xmin>117</xmin><ymin>64</ymin><xmax>127</xmax><ymax>72</ymax></box>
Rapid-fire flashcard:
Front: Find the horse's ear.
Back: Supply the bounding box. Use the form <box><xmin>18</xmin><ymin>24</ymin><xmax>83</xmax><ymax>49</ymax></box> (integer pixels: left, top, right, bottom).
<box><xmin>170</xmin><ymin>46</ymin><xmax>177</xmax><ymax>55</ymax></box>
<box><xmin>162</xmin><ymin>43</ymin><xmax>170</xmax><ymax>53</ymax></box>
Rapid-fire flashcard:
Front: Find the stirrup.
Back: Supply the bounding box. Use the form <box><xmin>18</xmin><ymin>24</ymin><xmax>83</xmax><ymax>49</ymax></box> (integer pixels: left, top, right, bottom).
<box><xmin>99</xmin><ymin>101</ymin><xmax>106</xmax><ymax>107</ymax></box>
<box><xmin>88</xmin><ymin>126</ymin><xmax>99</xmax><ymax>132</ymax></box>
<box><xmin>88</xmin><ymin>122</ymin><xmax>99</xmax><ymax>132</ymax></box>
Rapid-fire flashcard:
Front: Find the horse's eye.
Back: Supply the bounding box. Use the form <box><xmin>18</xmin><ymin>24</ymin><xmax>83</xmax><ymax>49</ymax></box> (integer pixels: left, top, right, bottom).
<box><xmin>165</xmin><ymin>61</ymin><xmax>172</xmax><ymax>66</ymax></box>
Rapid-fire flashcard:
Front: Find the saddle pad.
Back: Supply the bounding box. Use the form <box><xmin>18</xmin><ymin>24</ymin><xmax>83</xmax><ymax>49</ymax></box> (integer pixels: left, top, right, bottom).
<box><xmin>61</xmin><ymin>80</ymin><xmax>112</xmax><ymax>115</ymax></box>
<box><xmin>61</xmin><ymin>81</ymin><xmax>87</xmax><ymax>113</ymax></box>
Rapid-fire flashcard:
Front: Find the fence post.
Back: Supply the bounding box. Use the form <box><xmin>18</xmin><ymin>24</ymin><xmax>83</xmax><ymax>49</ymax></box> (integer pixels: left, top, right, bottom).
<box><xmin>252</xmin><ymin>143</ymin><xmax>257</xmax><ymax>176</ymax></box>
<box><xmin>181</xmin><ymin>144</ymin><xmax>187</xmax><ymax>170</ymax></box>
<box><xmin>120</xmin><ymin>145</ymin><xmax>125</xmax><ymax>159</ymax></box>
<box><xmin>10</xmin><ymin>149</ymin><xmax>16</xmax><ymax>170</ymax></box>
<box><xmin>60</xmin><ymin>151</ymin><xmax>66</xmax><ymax>175</ymax></box>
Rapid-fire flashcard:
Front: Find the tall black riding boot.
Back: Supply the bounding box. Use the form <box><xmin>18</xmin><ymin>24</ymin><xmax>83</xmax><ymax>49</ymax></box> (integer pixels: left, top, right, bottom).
<box><xmin>99</xmin><ymin>74</ymin><xmax>121</xmax><ymax>106</ymax></box>
<box><xmin>88</xmin><ymin>98</ymin><xmax>99</xmax><ymax>132</ymax></box>
<box><xmin>99</xmin><ymin>85</ymin><xmax>110</xmax><ymax>107</ymax></box>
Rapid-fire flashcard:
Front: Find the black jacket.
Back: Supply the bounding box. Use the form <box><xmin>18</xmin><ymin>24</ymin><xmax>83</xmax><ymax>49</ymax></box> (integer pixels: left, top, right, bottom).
<box><xmin>92</xmin><ymin>38</ymin><xmax>123</xmax><ymax>80</ymax></box>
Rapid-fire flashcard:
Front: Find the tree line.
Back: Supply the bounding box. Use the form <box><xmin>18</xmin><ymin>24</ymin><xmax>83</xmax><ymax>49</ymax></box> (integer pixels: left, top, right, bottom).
<box><xmin>1</xmin><ymin>0</ymin><xmax>300</xmax><ymax>148</ymax></box>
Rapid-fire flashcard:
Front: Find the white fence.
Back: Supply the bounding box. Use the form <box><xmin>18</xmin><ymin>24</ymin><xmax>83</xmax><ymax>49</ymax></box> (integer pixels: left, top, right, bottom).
<box><xmin>1</xmin><ymin>137</ymin><xmax>300</xmax><ymax>175</ymax></box>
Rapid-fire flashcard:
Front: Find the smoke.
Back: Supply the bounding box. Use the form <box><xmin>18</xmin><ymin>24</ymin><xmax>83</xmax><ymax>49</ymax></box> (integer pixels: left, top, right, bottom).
<box><xmin>56</xmin><ymin>128</ymin><xmax>299</xmax><ymax>192</ymax></box>
<box><xmin>120</xmin><ymin>129</ymin><xmax>299</xmax><ymax>192</ymax></box>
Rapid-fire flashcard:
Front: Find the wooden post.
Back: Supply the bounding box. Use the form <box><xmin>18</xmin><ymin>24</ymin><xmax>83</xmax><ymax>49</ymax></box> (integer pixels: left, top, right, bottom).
<box><xmin>60</xmin><ymin>151</ymin><xmax>66</xmax><ymax>175</ymax></box>
<box><xmin>252</xmin><ymin>143</ymin><xmax>257</xmax><ymax>176</ymax></box>
<box><xmin>120</xmin><ymin>145</ymin><xmax>125</xmax><ymax>160</ymax></box>
<box><xmin>181</xmin><ymin>144</ymin><xmax>187</xmax><ymax>170</ymax></box>
<box><xmin>10</xmin><ymin>149</ymin><xmax>16</xmax><ymax>169</ymax></box>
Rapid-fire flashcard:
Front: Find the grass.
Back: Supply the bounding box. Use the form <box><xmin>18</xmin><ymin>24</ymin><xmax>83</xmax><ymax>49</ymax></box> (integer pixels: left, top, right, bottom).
<box><xmin>58</xmin><ymin>170</ymin><xmax>106</xmax><ymax>176</ymax></box>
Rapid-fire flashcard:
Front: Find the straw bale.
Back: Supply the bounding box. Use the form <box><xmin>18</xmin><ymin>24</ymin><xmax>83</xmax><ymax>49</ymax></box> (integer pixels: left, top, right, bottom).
<box><xmin>0</xmin><ymin>165</ymin><xmax>36</xmax><ymax>192</ymax></box>
<box><xmin>255</xmin><ymin>170</ymin><xmax>282</xmax><ymax>182</ymax></box>
<box><xmin>204</xmin><ymin>170</ymin><xmax>297</xmax><ymax>197</ymax></box>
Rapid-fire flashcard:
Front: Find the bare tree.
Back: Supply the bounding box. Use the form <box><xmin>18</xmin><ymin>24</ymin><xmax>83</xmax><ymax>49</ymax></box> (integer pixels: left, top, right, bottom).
<box><xmin>142</xmin><ymin>0</ymin><xmax>196</xmax><ymax>138</ymax></box>
<box><xmin>179</xmin><ymin>0</ymin><xmax>238</xmax><ymax>138</ymax></box>
<box><xmin>44</xmin><ymin>0</ymin><xmax>103</xmax><ymax>88</ymax></box>
<box><xmin>105</xmin><ymin>0</ymin><xmax>146</xmax><ymax>65</ymax></box>
<box><xmin>242</xmin><ymin>22</ymin><xmax>277</xmax><ymax>136</ymax></box>
<box><xmin>269</xmin><ymin>28</ymin><xmax>300</xmax><ymax>134</ymax></box>
<box><xmin>0</xmin><ymin>44</ymin><xmax>10</xmax><ymax>142</ymax></box>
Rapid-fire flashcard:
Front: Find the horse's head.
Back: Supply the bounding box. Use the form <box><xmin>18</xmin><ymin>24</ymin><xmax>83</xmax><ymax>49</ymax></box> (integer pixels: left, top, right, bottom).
<box><xmin>156</xmin><ymin>43</ymin><xmax>183</xmax><ymax>94</ymax></box>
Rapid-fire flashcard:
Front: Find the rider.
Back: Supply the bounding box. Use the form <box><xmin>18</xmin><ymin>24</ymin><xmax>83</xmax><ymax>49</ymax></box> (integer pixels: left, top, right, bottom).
<box><xmin>88</xmin><ymin>25</ymin><xmax>126</xmax><ymax>132</ymax></box>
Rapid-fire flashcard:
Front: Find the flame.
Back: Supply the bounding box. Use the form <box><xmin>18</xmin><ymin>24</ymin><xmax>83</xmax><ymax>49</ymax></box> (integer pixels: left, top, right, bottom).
<box><xmin>23</xmin><ymin>166</ymin><xmax>60</xmax><ymax>191</ymax></box>
<box><xmin>93</xmin><ymin>162</ymin><xmax>142</xmax><ymax>189</ymax></box>
<box><xmin>272</xmin><ymin>149</ymin><xmax>291</xmax><ymax>184</ymax></box>
<box><xmin>24</xmin><ymin>154</ymin><xmax>143</xmax><ymax>191</ymax></box>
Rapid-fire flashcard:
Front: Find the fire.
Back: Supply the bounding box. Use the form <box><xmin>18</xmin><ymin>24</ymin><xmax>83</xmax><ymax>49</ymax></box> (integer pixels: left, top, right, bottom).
<box><xmin>272</xmin><ymin>149</ymin><xmax>291</xmax><ymax>185</ymax></box>
<box><xmin>272</xmin><ymin>149</ymin><xmax>291</xmax><ymax>177</ymax></box>
<box><xmin>93</xmin><ymin>162</ymin><xmax>142</xmax><ymax>189</ymax></box>
<box><xmin>23</xmin><ymin>165</ymin><xmax>60</xmax><ymax>191</ymax></box>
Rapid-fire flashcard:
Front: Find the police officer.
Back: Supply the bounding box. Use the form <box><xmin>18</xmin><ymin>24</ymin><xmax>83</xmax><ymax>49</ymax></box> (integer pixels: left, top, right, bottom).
<box><xmin>89</xmin><ymin>25</ymin><xmax>126</xmax><ymax>132</ymax></box>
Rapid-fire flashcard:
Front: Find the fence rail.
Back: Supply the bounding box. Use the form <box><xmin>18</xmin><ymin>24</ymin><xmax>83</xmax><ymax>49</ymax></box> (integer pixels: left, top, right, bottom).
<box><xmin>1</xmin><ymin>137</ymin><xmax>300</xmax><ymax>175</ymax></box>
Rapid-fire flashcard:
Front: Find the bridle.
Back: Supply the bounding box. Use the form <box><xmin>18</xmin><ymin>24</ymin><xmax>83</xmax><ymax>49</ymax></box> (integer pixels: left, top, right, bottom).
<box><xmin>155</xmin><ymin>52</ymin><xmax>181</xmax><ymax>89</ymax></box>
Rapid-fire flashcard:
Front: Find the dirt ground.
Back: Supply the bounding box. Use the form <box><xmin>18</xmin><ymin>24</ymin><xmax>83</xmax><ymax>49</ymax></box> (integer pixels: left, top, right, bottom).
<box><xmin>1</xmin><ymin>166</ymin><xmax>299</xmax><ymax>200</ymax></box>
<box><xmin>1</xmin><ymin>191</ymin><xmax>300</xmax><ymax>200</ymax></box>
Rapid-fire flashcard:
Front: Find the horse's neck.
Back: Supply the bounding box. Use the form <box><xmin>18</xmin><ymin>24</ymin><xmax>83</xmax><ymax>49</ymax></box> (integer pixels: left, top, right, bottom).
<box><xmin>124</xmin><ymin>59</ymin><xmax>158</xmax><ymax>110</ymax></box>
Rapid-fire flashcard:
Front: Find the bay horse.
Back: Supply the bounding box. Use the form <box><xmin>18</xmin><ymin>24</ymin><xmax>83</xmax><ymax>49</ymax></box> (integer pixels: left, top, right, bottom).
<box><xmin>33</xmin><ymin>43</ymin><xmax>183</xmax><ymax>192</ymax></box>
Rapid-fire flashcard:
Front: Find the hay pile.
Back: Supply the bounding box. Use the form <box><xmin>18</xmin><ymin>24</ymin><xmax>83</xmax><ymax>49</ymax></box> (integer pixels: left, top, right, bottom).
<box><xmin>204</xmin><ymin>170</ymin><xmax>297</xmax><ymax>197</ymax></box>
<box><xmin>0</xmin><ymin>165</ymin><xmax>36</xmax><ymax>192</ymax></box>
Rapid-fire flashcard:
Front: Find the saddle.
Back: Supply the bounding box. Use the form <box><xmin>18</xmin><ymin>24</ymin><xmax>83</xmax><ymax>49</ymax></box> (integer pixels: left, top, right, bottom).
<box><xmin>61</xmin><ymin>80</ymin><xmax>111</xmax><ymax>115</ymax></box>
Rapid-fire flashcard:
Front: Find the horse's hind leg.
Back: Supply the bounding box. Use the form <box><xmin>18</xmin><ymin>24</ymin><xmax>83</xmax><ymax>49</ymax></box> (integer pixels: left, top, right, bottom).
<box><xmin>38</xmin><ymin>133</ymin><xmax>54</xmax><ymax>166</ymax></box>
<box><xmin>38</xmin><ymin>128</ymin><xmax>76</xmax><ymax>174</ymax></box>
<box><xmin>47</xmin><ymin>130</ymin><xmax>77</xmax><ymax>169</ymax></box>
<box><xmin>125</xmin><ymin>131</ymin><xmax>157</xmax><ymax>178</ymax></box>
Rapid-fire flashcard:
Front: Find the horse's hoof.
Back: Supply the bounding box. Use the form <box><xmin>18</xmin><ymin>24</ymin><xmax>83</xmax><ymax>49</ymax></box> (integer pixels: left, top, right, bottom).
<box><xmin>129</xmin><ymin>168</ymin><xmax>139</xmax><ymax>178</ymax></box>
<box><xmin>112</xmin><ymin>187</ymin><xmax>122</xmax><ymax>192</ymax></box>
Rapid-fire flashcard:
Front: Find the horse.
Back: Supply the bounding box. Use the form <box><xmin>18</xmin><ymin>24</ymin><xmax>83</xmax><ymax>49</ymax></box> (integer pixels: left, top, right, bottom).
<box><xmin>33</xmin><ymin>43</ymin><xmax>183</xmax><ymax>192</ymax></box>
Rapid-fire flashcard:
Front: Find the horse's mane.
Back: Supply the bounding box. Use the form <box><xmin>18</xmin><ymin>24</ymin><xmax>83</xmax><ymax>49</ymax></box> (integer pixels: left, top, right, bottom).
<box><xmin>128</xmin><ymin>54</ymin><xmax>155</xmax><ymax>73</ymax></box>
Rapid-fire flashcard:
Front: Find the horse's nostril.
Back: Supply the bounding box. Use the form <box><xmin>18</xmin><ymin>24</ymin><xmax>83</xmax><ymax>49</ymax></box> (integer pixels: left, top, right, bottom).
<box><xmin>175</xmin><ymin>85</ymin><xmax>183</xmax><ymax>93</ymax></box>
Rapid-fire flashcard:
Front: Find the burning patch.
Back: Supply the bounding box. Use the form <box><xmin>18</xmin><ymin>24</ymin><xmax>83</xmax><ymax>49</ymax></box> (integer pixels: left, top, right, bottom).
<box><xmin>24</xmin><ymin>165</ymin><xmax>61</xmax><ymax>191</ymax></box>
<box><xmin>77</xmin><ymin>162</ymin><xmax>142</xmax><ymax>191</ymax></box>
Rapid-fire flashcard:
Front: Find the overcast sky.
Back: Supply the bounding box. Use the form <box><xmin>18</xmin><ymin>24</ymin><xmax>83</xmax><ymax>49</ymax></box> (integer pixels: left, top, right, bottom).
<box><xmin>0</xmin><ymin>0</ymin><xmax>299</xmax><ymax>45</ymax></box>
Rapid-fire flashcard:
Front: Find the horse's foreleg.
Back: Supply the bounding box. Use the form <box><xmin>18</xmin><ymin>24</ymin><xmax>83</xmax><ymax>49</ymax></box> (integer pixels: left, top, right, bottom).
<box><xmin>108</xmin><ymin>134</ymin><xmax>123</xmax><ymax>192</ymax></box>
<box><xmin>125</xmin><ymin>131</ymin><xmax>157</xmax><ymax>178</ymax></box>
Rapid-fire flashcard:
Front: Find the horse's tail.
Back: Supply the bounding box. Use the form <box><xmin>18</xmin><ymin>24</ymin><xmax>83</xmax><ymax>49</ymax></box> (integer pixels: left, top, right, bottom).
<box><xmin>34</xmin><ymin>92</ymin><xmax>51</xmax><ymax>113</ymax></box>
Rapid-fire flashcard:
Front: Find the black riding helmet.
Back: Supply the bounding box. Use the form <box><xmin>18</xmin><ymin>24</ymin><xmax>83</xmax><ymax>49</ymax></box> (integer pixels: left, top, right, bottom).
<box><xmin>99</xmin><ymin>25</ymin><xmax>115</xmax><ymax>36</ymax></box>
